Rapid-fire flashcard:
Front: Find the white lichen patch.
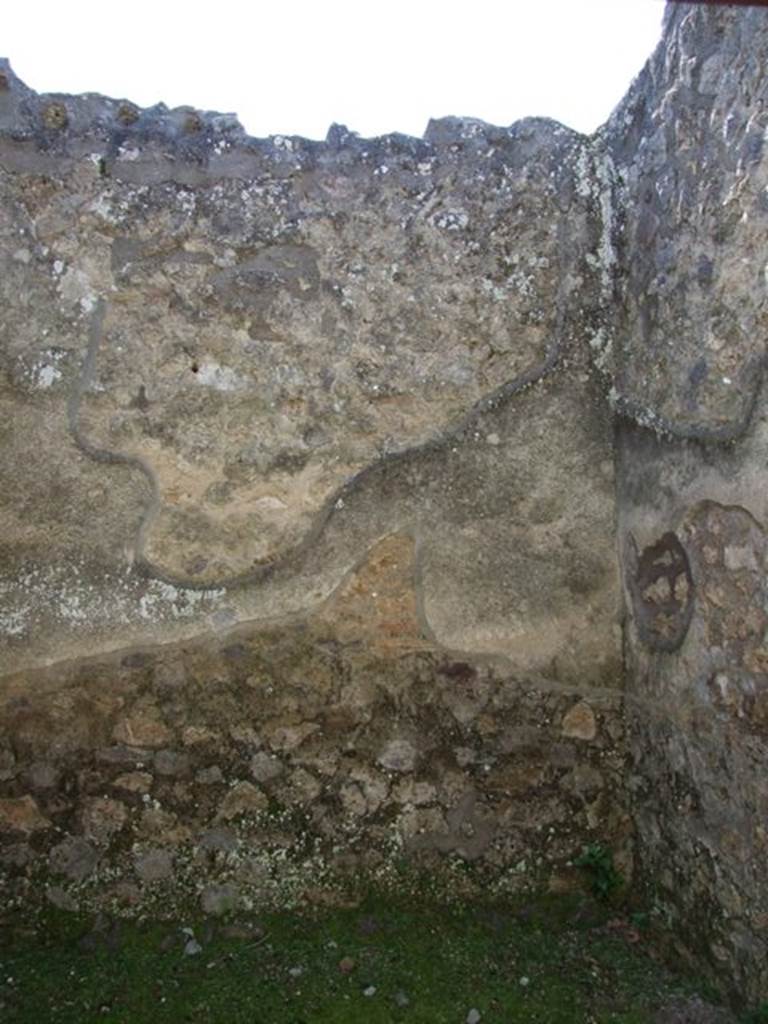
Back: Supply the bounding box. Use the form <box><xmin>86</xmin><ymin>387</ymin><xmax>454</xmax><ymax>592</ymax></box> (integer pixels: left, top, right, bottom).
<box><xmin>432</xmin><ymin>209</ymin><xmax>469</xmax><ymax>231</ymax></box>
<box><xmin>574</xmin><ymin>145</ymin><xmax>595</xmax><ymax>200</ymax></box>
<box><xmin>481</xmin><ymin>278</ymin><xmax>507</xmax><ymax>303</ymax></box>
<box><xmin>193</xmin><ymin>361</ymin><xmax>246</xmax><ymax>392</ymax></box>
<box><xmin>58</xmin><ymin>266</ymin><xmax>97</xmax><ymax>313</ymax></box>
<box><xmin>588</xmin><ymin>326</ymin><xmax>614</xmax><ymax>375</ymax></box>
<box><xmin>27</xmin><ymin>349</ymin><xmax>66</xmax><ymax>390</ymax></box>
<box><xmin>0</xmin><ymin>607</ymin><xmax>30</xmax><ymax>637</ymax></box>
<box><xmin>35</xmin><ymin>364</ymin><xmax>61</xmax><ymax>388</ymax></box>
<box><xmin>0</xmin><ymin>562</ymin><xmax>225</xmax><ymax>656</ymax></box>
<box><xmin>576</xmin><ymin>143</ymin><xmax>618</xmax><ymax>300</ymax></box>
<box><xmin>175</xmin><ymin>190</ymin><xmax>197</xmax><ymax>216</ymax></box>
<box><xmin>88</xmin><ymin>187</ymin><xmax>144</xmax><ymax>226</ymax></box>
<box><xmin>138</xmin><ymin>580</ymin><xmax>225</xmax><ymax>621</ymax></box>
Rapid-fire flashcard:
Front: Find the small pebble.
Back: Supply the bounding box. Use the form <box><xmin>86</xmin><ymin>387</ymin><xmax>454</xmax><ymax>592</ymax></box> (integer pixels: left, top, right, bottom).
<box><xmin>363</xmin><ymin>985</ymin><xmax>376</xmax><ymax>997</ymax></box>
<box><xmin>519</xmin><ymin>976</ymin><xmax>530</xmax><ymax>987</ymax></box>
<box><xmin>183</xmin><ymin>939</ymin><xmax>202</xmax><ymax>957</ymax></box>
<box><xmin>289</xmin><ymin>966</ymin><xmax>304</xmax><ymax>978</ymax></box>
<box><xmin>338</xmin><ymin>956</ymin><xmax>355</xmax><ymax>974</ymax></box>
<box><xmin>394</xmin><ymin>989</ymin><xmax>410</xmax><ymax>1008</ymax></box>
<box><xmin>467</xmin><ymin>1010</ymin><xmax>481</xmax><ymax>1024</ymax></box>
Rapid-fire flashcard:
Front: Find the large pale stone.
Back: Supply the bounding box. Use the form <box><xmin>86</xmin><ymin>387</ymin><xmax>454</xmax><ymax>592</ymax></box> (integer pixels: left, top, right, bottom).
<box><xmin>216</xmin><ymin>781</ymin><xmax>268</xmax><ymax>821</ymax></box>
<box><xmin>81</xmin><ymin>797</ymin><xmax>128</xmax><ymax>843</ymax></box>
<box><xmin>49</xmin><ymin>836</ymin><xmax>98</xmax><ymax>881</ymax></box>
<box><xmin>134</xmin><ymin>847</ymin><xmax>174</xmax><ymax>883</ymax></box>
<box><xmin>0</xmin><ymin>795</ymin><xmax>51</xmax><ymax>834</ymax></box>
<box><xmin>561</xmin><ymin>702</ymin><xmax>597</xmax><ymax>742</ymax></box>
<box><xmin>377</xmin><ymin>739</ymin><xmax>418</xmax><ymax>773</ymax></box>
<box><xmin>113</xmin><ymin>714</ymin><xmax>172</xmax><ymax>749</ymax></box>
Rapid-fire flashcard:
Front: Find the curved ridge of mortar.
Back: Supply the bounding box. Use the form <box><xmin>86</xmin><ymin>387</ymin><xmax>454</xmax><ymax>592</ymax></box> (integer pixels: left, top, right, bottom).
<box><xmin>68</xmin><ymin>277</ymin><xmax>571</xmax><ymax>592</ymax></box>
<box><xmin>611</xmin><ymin>357</ymin><xmax>767</xmax><ymax>444</ymax></box>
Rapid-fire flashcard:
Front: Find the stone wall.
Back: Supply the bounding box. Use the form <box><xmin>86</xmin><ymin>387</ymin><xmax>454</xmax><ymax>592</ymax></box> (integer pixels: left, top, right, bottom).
<box><xmin>1</xmin><ymin>1</ymin><xmax>768</xmax><ymax>1008</ymax></box>
<box><xmin>0</xmin><ymin>67</ymin><xmax>618</xmax><ymax>679</ymax></box>
<box><xmin>0</xmin><ymin>548</ymin><xmax>626</xmax><ymax>917</ymax></box>
<box><xmin>604</xmin><ymin>2</ymin><xmax>768</xmax><ymax>1008</ymax></box>
<box><xmin>0</xmin><ymin>45</ymin><xmax>626</xmax><ymax>924</ymax></box>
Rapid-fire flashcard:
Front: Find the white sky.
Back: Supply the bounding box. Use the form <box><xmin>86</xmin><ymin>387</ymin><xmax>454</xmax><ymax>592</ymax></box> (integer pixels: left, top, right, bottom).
<box><xmin>5</xmin><ymin>1</ymin><xmax>665</xmax><ymax>139</ymax></box>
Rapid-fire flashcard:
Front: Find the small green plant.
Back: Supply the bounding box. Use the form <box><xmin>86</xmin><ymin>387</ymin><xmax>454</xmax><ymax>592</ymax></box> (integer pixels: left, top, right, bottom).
<box><xmin>629</xmin><ymin>909</ymin><xmax>650</xmax><ymax>931</ymax></box>
<box><xmin>744</xmin><ymin>1005</ymin><xmax>768</xmax><ymax>1024</ymax></box>
<box><xmin>574</xmin><ymin>843</ymin><xmax>623</xmax><ymax>901</ymax></box>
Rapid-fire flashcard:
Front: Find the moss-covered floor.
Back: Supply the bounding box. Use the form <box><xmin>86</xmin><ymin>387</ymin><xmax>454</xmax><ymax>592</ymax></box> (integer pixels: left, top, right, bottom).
<box><xmin>0</xmin><ymin>893</ymin><xmax>744</xmax><ymax>1023</ymax></box>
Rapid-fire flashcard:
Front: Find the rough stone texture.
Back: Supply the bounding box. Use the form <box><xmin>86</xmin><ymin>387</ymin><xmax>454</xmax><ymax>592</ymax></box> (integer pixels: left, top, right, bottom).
<box><xmin>0</xmin><ymin>795</ymin><xmax>50</xmax><ymax>834</ymax></box>
<box><xmin>0</xmin><ymin>42</ymin><xmax>625</xmax><ymax>969</ymax></box>
<box><xmin>603</xmin><ymin>5</ymin><xmax>768</xmax><ymax>442</ymax></box>
<box><xmin>0</xmin><ymin>575</ymin><xmax>629</xmax><ymax>916</ymax></box>
<box><xmin>602</xmin><ymin>2</ymin><xmax>768</xmax><ymax>1008</ymax></box>
<box><xmin>1</xmin><ymin>1</ymin><xmax>768</xmax><ymax>1010</ymax></box>
<box><xmin>134</xmin><ymin>847</ymin><xmax>174</xmax><ymax>883</ymax></box>
<box><xmin>0</xmin><ymin>58</ymin><xmax>618</xmax><ymax>681</ymax></box>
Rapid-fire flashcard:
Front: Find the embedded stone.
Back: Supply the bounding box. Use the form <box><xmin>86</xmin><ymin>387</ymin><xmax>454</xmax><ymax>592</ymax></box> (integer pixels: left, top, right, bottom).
<box><xmin>152</xmin><ymin>661</ymin><xmax>186</xmax><ymax>692</ymax></box>
<box><xmin>46</xmin><ymin>886</ymin><xmax>79</xmax><ymax>912</ymax></box>
<box><xmin>1</xmin><ymin>842</ymin><xmax>33</xmax><ymax>867</ymax></box>
<box><xmin>340</xmin><ymin>783</ymin><xmax>367</xmax><ymax>817</ymax></box>
<box><xmin>134</xmin><ymin>847</ymin><xmax>174</xmax><ymax>883</ymax></box>
<box><xmin>201</xmin><ymin>882</ymin><xmax>240</xmax><ymax>916</ymax></box>
<box><xmin>229</xmin><ymin>726</ymin><xmax>261</xmax><ymax>747</ymax></box>
<box><xmin>25</xmin><ymin>761</ymin><xmax>60</xmax><ymax>791</ymax></box>
<box><xmin>182</xmin><ymin>726</ymin><xmax>220</xmax><ymax>747</ymax></box>
<box><xmin>113</xmin><ymin>771</ymin><xmax>153</xmax><ymax>794</ymax></box>
<box><xmin>49</xmin><ymin>836</ymin><xmax>98</xmax><ymax>881</ymax></box>
<box><xmin>153</xmin><ymin>749</ymin><xmax>192</xmax><ymax>777</ymax></box>
<box><xmin>96</xmin><ymin>746</ymin><xmax>151</xmax><ymax>766</ymax></box>
<box><xmin>0</xmin><ymin>795</ymin><xmax>51</xmax><ymax>834</ymax></box>
<box><xmin>265</xmin><ymin>722</ymin><xmax>320</xmax><ymax>752</ymax></box>
<box><xmin>562</xmin><ymin>764</ymin><xmax>604</xmax><ymax>797</ymax></box>
<box><xmin>139</xmin><ymin>807</ymin><xmax>191</xmax><ymax>844</ymax></box>
<box><xmin>398</xmin><ymin>805</ymin><xmax>449</xmax><ymax>840</ymax></box>
<box><xmin>81</xmin><ymin>797</ymin><xmax>128</xmax><ymax>843</ymax></box>
<box><xmin>283</xmin><ymin>768</ymin><xmax>322</xmax><ymax>804</ymax></box>
<box><xmin>197</xmin><ymin>827</ymin><xmax>239</xmax><ymax>854</ymax></box>
<box><xmin>561</xmin><ymin>702</ymin><xmax>597</xmax><ymax>742</ymax></box>
<box><xmin>113</xmin><ymin>713</ymin><xmax>172</xmax><ymax>749</ymax></box>
<box><xmin>724</xmin><ymin>544</ymin><xmax>758</xmax><ymax>572</ymax></box>
<box><xmin>377</xmin><ymin>739</ymin><xmax>418</xmax><ymax>773</ymax></box>
<box><xmin>250</xmin><ymin>751</ymin><xmax>284</xmax><ymax>783</ymax></box>
<box><xmin>216</xmin><ymin>781</ymin><xmax>268</xmax><ymax>821</ymax></box>
<box><xmin>393</xmin><ymin>779</ymin><xmax>438</xmax><ymax>806</ymax></box>
<box><xmin>0</xmin><ymin>748</ymin><xmax>16</xmax><ymax>782</ymax></box>
<box><xmin>348</xmin><ymin>767</ymin><xmax>389</xmax><ymax>813</ymax></box>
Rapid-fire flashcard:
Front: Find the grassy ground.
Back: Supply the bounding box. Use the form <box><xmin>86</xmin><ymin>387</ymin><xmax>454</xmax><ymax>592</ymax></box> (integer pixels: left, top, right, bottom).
<box><xmin>0</xmin><ymin>893</ymin><xmax>736</xmax><ymax>1023</ymax></box>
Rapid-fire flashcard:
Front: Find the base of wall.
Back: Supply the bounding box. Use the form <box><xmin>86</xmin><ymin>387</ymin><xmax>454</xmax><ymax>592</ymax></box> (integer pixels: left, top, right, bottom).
<box><xmin>0</xmin><ymin>615</ymin><xmax>628</xmax><ymax>922</ymax></box>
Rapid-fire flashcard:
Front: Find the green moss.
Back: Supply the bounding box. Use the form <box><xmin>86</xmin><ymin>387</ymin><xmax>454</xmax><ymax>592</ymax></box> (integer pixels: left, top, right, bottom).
<box><xmin>574</xmin><ymin>843</ymin><xmax>624</xmax><ymax>902</ymax></box>
<box><xmin>0</xmin><ymin>891</ymin><xmax>727</xmax><ymax>1024</ymax></box>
